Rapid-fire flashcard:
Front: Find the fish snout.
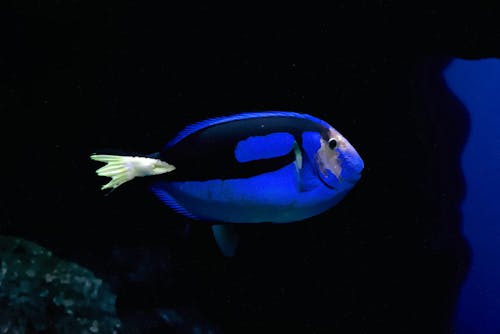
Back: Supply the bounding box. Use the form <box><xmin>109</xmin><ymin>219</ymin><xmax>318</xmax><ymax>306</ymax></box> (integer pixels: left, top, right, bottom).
<box><xmin>340</xmin><ymin>147</ymin><xmax>364</xmax><ymax>183</ymax></box>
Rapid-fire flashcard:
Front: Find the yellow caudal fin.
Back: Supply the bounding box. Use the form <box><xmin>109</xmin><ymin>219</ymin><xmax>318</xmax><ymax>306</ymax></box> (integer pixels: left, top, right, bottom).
<box><xmin>90</xmin><ymin>154</ymin><xmax>175</xmax><ymax>190</ymax></box>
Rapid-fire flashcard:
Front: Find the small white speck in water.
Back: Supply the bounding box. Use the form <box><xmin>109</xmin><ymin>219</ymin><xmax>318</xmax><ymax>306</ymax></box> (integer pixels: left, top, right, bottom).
<box><xmin>90</xmin><ymin>320</ymin><xmax>99</xmax><ymax>333</ymax></box>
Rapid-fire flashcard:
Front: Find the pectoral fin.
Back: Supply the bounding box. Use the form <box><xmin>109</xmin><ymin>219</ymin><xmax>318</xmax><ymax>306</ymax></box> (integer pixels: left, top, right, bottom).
<box><xmin>211</xmin><ymin>224</ymin><xmax>239</xmax><ymax>257</ymax></box>
<box><xmin>293</xmin><ymin>140</ymin><xmax>302</xmax><ymax>170</ymax></box>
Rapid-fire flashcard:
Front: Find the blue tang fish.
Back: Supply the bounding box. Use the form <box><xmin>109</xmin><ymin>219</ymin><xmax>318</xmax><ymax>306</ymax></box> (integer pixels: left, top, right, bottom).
<box><xmin>91</xmin><ymin>111</ymin><xmax>364</xmax><ymax>256</ymax></box>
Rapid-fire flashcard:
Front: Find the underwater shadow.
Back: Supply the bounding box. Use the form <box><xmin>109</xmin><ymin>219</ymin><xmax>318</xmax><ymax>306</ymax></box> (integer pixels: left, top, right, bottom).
<box><xmin>414</xmin><ymin>56</ymin><xmax>471</xmax><ymax>333</ymax></box>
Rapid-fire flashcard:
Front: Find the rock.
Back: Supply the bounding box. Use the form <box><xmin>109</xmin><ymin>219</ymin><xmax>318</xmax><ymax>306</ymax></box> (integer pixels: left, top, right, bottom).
<box><xmin>0</xmin><ymin>235</ymin><xmax>121</xmax><ymax>333</ymax></box>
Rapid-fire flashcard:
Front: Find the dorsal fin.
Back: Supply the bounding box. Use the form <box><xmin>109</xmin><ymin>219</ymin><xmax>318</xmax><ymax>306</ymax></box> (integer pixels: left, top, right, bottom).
<box><xmin>165</xmin><ymin>111</ymin><xmax>330</xmax><ymax>149</ymax></box>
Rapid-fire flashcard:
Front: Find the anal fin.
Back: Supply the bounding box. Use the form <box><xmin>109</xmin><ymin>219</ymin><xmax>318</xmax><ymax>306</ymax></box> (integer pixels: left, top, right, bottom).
<box><xmin>150</xmin><ymin>185</ymin><xmax>199</xmax><ymax>220</ymax></box>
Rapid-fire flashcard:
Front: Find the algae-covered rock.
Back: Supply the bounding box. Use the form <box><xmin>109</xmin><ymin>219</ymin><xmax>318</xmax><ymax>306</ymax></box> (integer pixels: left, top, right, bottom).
<box><xmin>0</xmin><ymin>235</ymin><xmax>121</xmax><ymax>333</ymax></box>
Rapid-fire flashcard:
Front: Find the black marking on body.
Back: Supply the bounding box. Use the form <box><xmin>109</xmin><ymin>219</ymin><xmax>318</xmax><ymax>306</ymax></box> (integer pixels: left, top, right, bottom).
<box><xmin>159</xmin><ymin>116</ymin><xmax>328</xmax><ymax>181</ymax></box>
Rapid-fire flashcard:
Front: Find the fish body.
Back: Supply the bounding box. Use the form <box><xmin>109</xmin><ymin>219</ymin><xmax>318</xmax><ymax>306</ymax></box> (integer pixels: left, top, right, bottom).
<box><xmin>91</xmin><ymin>111</ymin><xmax>364</xmax><ymax>255</ymax></box>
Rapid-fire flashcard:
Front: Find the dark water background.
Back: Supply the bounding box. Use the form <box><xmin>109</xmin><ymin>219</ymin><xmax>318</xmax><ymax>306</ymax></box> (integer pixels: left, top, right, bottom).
<box><xmin>2</xmin><ymin>3</ymin><xmax>500</xmax><ymax>333</ymax></box>
<box><xmin>444</xmin><ymin>59</ymin><xmax>500</xmax><ymax>334</ymax></box>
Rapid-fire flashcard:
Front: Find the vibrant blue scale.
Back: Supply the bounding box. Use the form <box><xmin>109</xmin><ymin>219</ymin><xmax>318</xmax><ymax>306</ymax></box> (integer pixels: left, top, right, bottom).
<box><xmin>150</xmin><ymin>158</ymin><xmax>342</xmax><ymax>223</ymax></box>
<box><xmin>234</xmin><ymin>132</ymin><xmax>295</xmax><ymax>163</ymax></box>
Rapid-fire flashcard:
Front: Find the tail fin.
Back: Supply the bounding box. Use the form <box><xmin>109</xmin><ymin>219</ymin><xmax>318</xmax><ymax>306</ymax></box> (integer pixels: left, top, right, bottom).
<box><xmin>90</xmin><ymin>154</ymin><xmax>175</xmax><ymax>190</ymax></box>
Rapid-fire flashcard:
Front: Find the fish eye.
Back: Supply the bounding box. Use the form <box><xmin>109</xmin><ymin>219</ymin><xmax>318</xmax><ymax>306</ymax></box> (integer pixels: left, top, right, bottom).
<box><xmin>328</xmin><ymin>138</ymin><xmax>337</xmax><ymax>150</ymax></box>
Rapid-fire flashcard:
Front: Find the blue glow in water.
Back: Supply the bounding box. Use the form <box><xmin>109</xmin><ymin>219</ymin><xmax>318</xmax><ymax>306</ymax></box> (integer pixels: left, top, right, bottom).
<box><xmin>443</xmin><ymin>58</ymin><xmax>500</xmax><ymax>334</ymax></box>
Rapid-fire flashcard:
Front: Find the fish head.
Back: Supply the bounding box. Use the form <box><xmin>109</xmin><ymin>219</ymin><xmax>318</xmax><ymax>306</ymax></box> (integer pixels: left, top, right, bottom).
<box><xmin>302</xmin><ymin>127</ymin><xmax>364</xmax><ymax>190</ymax></box>
<box><xmin>317</xmin><ymin>127</ymin><xmax>364</xmax><ymax>189</ymax></box>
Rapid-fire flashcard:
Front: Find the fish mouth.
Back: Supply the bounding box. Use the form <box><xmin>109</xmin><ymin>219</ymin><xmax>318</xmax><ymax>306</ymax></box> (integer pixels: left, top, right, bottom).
<box><xmin>343</xmin><ymin>171</ymin><xmax>363</xmax><ymax>184</ymax></box>
<box><xmin>341</xmin><ymin>158</ymin><xmax>364</xmax><ymax>184</ymax></box>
